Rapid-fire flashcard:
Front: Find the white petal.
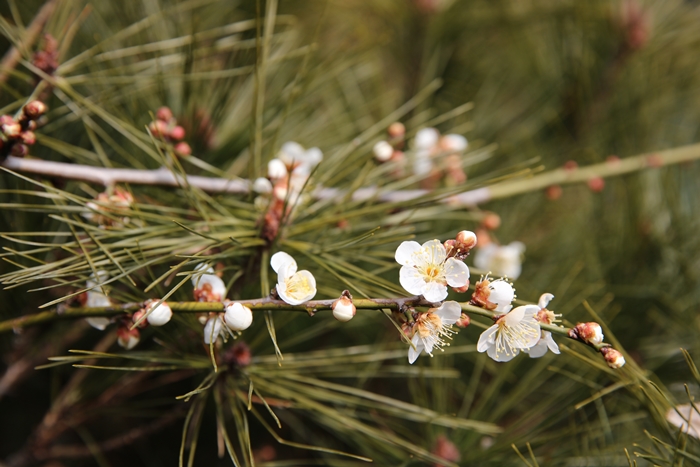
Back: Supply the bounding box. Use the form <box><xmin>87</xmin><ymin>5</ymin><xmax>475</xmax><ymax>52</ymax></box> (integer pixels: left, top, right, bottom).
<box><xmin>279</xmin><ymin>141</ymin><xmax>305</xmax><ymax>164</ymax></box>
<box><xmin>477</xmin><ymin>325</ymin><xmax>498</xmax><ymax>353</ymax></box>
<box><xmin>421</xmin><ymin>239</ymin><xmax>447</xmax><ymax>266</ymax></box>
<box><xmin>473</xmin><ymin>244</ymin><xmax>497</xmax><ymax>271</ymax></box>
<box><xmin>489</xmin><ymin>280</ymin><xmax>515</xmax><ymax>312</ymax></box>
<box><xmin>268</xmin><ymin>158</ymin><xmax>288</xmax><ymax>179</ymax></box>
<box><xmin>399</xmin><ymin>266</ymin><xmax>427</xmax><ymax>296</ymax></box>
<box><xmin>303</xmin><ymin>147</ymin><xmax>323</xmax><ymax>166</ymax></box>
<box><xmin>441</xmin><ymin>134</ymin><xmax>468</xmax><ymax>152</ymax></box>
<box><xmin>224</xmin><ymin>303</ymin><xmax>253</xmax><ymax>331</ymax></box>
<box><xmin>373</xmin><ymin>141</ymin><xmax>394</xmax><ymax>162</ymax></box>
<box><xmin>414</xmin><ymin>128</ymin><xmax>439</xmax><ymax>149</ymax></box>
<box><xmin>147</xmin><ymin>302</ymin><xmax>173</xmax><ymax>326</ymax></box>
<box><xmin>271</xmin><ymin>251</ymin><xmax>296</xmax><ymax>275</ymax></box>
<box><xmin>408</xmin><ymin>334</ymin><xmax>424</xmax><ymax>364</ymax></box>
<box><xmin>278</xmin><ymin>270</ymin><xmax>316</xmax><ymax>305</ymax></box>
<box><xmin>395</xmin><ymin>241</ymin><xmax>421</xmax><ymax>266</ymax></box>
<box><xmin>422</xmin><ymin>281</ymin><xmax>448</xmax><ymax>303</ymax></box>
<box><xmin>86</xmin><ymin>291</ymin><xmax>111</xmax><ymax>308</ymax></box>
<box><xmin>203</xmin><ymin>317</ymin><xmax>223</xmax><ymax>344</ymax></box>
<box><xmin>546</xmin><ymin>333</ymin><xmax>560</xmax><ymax>354</ymax></box>
<box><xmin>526</xmin><ymin>339</ymin><xmax>549</xmax><ymax>358</ymax></box>
<box><xmin>435</xmin><ymin>301</ymin><xmax>462</xmax><ymax>325</ymax></box>
<box><xmin>445</xmin><ymin>258</ymin><xmax>470</xmax><ymax>287</ymax></box>
<box><xmin>538</xmin><ymin>293</ymin><xmax>554</xmax><ymax>309</ymax></box>
<box><xmin>253</xmin><ymin>177</ymin><xmax>273</xmax><ymax>194</ymax></box>
<box><xmin>86</xmin><ymin>317</ymin><xmax>110</xmax><ymax>330</ymax></box>
<box><xmin>504</xmin><ymin>305</ymin><xmax>526</xmax><ymax>325</ymax></box>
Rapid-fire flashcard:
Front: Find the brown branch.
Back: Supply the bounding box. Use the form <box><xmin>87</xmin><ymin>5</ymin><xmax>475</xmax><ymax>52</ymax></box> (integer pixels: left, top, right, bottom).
<box><xmin>0</xmin><ymin>0</ymin><xmax>58</xmax><ymax>85</ymax></box>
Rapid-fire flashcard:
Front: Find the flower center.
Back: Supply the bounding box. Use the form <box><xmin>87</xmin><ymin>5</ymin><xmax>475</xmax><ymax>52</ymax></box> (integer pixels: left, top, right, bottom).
<box><xmin>286</xmin><ymin>274</ymin><xmax>312</xmax><ymax>298</ymax></box>
<box><xmin>415</xmin><ymin>312</ymin><xmax>456</xmax><ymax>356</ymax></box>
<box><xmin>421</xmin><ymin>264</ymin><xmax>445</xmax><ymax>284</ymax></box>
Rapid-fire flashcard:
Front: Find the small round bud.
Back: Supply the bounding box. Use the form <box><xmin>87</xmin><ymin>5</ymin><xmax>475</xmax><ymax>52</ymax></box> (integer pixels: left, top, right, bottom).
<box><xmin>443</xmin><ymin>239</ymin><xmax>457</xmax><ymax>254</ymax></box>
<box><xmin>546</xmin><ymin>184</ymin><xmax>563</xmax><ymax>200</ymax></box>
<box><xmin>570</xmin><ymin>322</ymin><xmax>604</xmax><ymax>345</ymax></box>
<box><xmin>387</xmin><ymin>122</ymin><xmax>405</xmax><ymax>138</ymax></box>
<box><xmin>169</xmin><ymin>125</ymin><xmax>186</xmax><ymax>141</ymax></box>
<box><xmin>148</xmin><ymin>120</ymin><xmax>168</xmax><ymax>138</ymax></box>
<box><xmin>455</xmin><ymin>313</ymin><xmax>470</xmax><ymax>328</ymax></box>
<box><xmin>600</xmin><ymin>347</ymin><xmax>626</xmax><ymax>369</ymax></box>
<box><xmin>146</xmin><ymin>300</ymin><xmax>173</xmax><ymax>326</ymax></box>
<box><xmin>26</xmin><ymin>120</ymin><xmax>37</xmax><ymax>131</ymax></box>
<box><xmin>432</xmin><ymin>435</ymin><xmax>461</xmax><ymax>464</ymax></box>
<box><xmin>267</xmin><ymin>158</ymin><xmax>288</xmax><ymax>180</ymax></box>
<box><xmin>2</xmin><ymin>122</ymin><xmax>22</xmax><ymax>138</ymax></box>
<box><xmin>0</xmin><ymin>115</ymin><xmax>14</xmax><ymax>125</ymax></box>
<box><xmin>117</xmin><ymin>326</ymin><xmax>140</xmax><ymax>350</ymax></box>
<box><xmin>481</xmin><ymin>213</ymin><xmax>501</xmax><ymax>230</ymax></box>
<box><xmin>10</xmin><ymin>143</ymin><xmax>28</xmax><ymax>157</ymax></box>
<box><xmin>440</xmin><ymin>134</ymin><xmax>468</xmax><ymax>152</ymax></box>
<box><xmin>253</xmin><ymin>177</ymin><xmax>273</xmax><ymax>194</ymax></box>
<box><xmin>332</xmin><ymin>292</ymin><xmax>356</xmax><ymax>322</ymax></box>
<box><xmin>563</xmin><ymin>160</ymin><xmax>578</xmax><ymax>172</ymax></box>
<box><xmin>23</xmin><ymin>101</ymin><xmax>47</xmax><ymax>119</ymax></box>
<box><xmin>224</xmin><ymin>302</ymin><xmax>253</xmax><ymax>331</ymax></box>
<box><xmin>414</xmin><ymin>128</ymin><xmax>440</xmax><ymax>149</ymax></box>
<box><xmin>132</xmin><ymin>309</ymin><xmax>149</xmax><ymax>328</ymax></box>
<box><xmin>587</xmin><ymin>177</ymin><xmax>605</xmax><ymax>193</ymax></box>
<box><xmin>372</xmin><ymin>140</ymin><xmax>394</xmax><ymax>162</ymax></box>
<box><xmin>174</xmin><ymin>142</ymin><xmax>192</xmax><ymax>156</ymax></box>
<box><xmin>456</xmin><ymin>230</ymin><xmax>477</xmax><ymax>250</ymax></box>
<box><xmin>156</xmin><ymin>106</ymin><xmax>173</xmax><ymax>122</ymax></box>
<box><xmin>20</xmin><ymin>131</ymin><xmax>36</xmax><ymax>145</ymax></box>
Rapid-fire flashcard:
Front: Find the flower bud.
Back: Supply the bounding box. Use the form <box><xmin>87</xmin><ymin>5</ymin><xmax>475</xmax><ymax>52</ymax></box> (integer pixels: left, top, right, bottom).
<box><xmin>587</xmin><ymin>177</ymin><xmax>605</xmax><ymax>193</ymax></box>
<box><xmin>432</xmin><ymin>435</ymin><xmax>461</xmax><ymax>464</ymax></box>
<box><xmin>156</xmin><ymin>106</ymin><xmax>173</xmax><ymax>122</ymax></box>
<box><xmin>224</xmin><ymin>302</ymin><xmax>253</xmax><ymax>331</ymax></box>
<box><xmin>481</xmin><ymin>213</ymin><xmax>501</xmax><ymax>231</ymax></box>
<box><xmin>0</xmin><ymin>115</ymin><xmax>14</xmax><ymax>125</ymax></box>
<box><xmin>10</xmin><ymin>143</ymin><xmax>28</xmax><ymax>157</ymax></box>
<box><xmin>146</xmin><ymin>300</ymin><xmax>173</xmax><ymax>326</ymax></box>
<box><xmin>20</xmin><ymin>131</ymin><xmax>36</xmax><ymax>145</ymax></box>
<box><xmin>451</xmin><ymin>282</ymin><xmax>470</xmax><ymax>293</ymax></box>
<box><xmin>148</xmin><ymin>120</ymin><xmax>168</xmax><ymax>138</ymax></box>
<box><xmin>117</xmin><ymin>326</ymin><xmax>140</xmax><ymax>350</ymax></box>
<box><xmin>332</xmin><ymin>295</ymin><xmax>356</xmax><ymax>322</ymax></box>
<box><xmin>440</xmin><ymin>134</ymin><xmax>468</xmax><ymax>152</ymax></box>
<box><xmin>174</xmin><ymin>141</ymin><xmax>192</xmax><ymax>156</ymax></box>
<box><xmin>600</xmin><ymin>346</ymin><xmax>626</xmax><ymax>368</ymax></box>
<box><xmin>455</xmin><ymin>313</ymin><xmax>470</xmax><ymax>328</ymax></box>
<box><xmin>169</xmin><ymin>125</ymin><xmax>186</xmax><ymax>141</ymax></box>
<box><xmin>455</xmin><ymin>230</ymin><xmax>477</xmax><ymax>251</ymax></box>
<box><xmin>268</xmin><ymin>158</ymin><xmax>288</xmax><ymax>180</ymax></box>
<box><xmin>2</xmin><ymin>122</ymin><xmax>22</xmax><ymax>138</ymax></box>
<box><xmin>387</xmin><ymin>122</ymin><xmax>405</xmax><ymax>138</ymax></box>
<box><xmin>253</xmin><ymin>177</ymin><xmax>273</xmax><ymax>194</ymax></box>
<box><xmin>546</xmin><ymin>184</ymin><xmax>563</xmax><ymax>200</ymax></box>
<box><xmin>131</xmin><ymin>309</ymin><xmax>149</xmax><ymax>328</ymax></box>
<box><xmin>373</xmin><ymin>140</ymin><xmax>394</xmax><ymax>162</ymax></box>
<box><xmin>23</xmin><ymin>101</ymin><xmax>47</xmax><ymax>120</ymax></box>
<box><xmin>569</xmin><ymin>322</ymin><xmax>604</xmax><ymax>345</ymax></box>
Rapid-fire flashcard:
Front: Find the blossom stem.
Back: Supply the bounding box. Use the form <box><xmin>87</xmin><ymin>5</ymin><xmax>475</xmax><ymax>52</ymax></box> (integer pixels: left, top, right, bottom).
<box><xmin>4</xmin><ymin>142</ymin><xmax>700</xmax><ymax>205</ymax></box>
<box><xmin>0</xmin><ymin>296</ymin><xmax>608</xmax><ymax>350</ymax></box>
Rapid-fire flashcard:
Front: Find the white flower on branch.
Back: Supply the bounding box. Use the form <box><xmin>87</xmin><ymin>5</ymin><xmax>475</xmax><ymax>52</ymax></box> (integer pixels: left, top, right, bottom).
<box><xmin>470</xmin><ymin>275</ymin><xmax>515</xmax><ymax>313</ymax></box>
<box><xmin>474</xmin><ymin>241</ymin><xmax>525</xmax><ymax>280</ymax></box>
<box><xmin>395</xmin><ymin>239</ymin><xmax>470</xmax><ymax>303</ymax></box>
<box><xmin>271</xmin><ymin>252</ymin><xmax>316</xmax><ymax>305</ymax></box>
<box><xmin>203</xmin><ymin>315</ymin><xmax>225</xmax><ymax>345</ymax></box>
<box><xmin>144</xmin><ymin>300</ymin><xmax>173</xmax><ymax>327</ymax></box>
<box><xmin>192</xmin><ymin>264</ymin><xmax>226</xmax><ymax>302</ymax></box>
<box><xmin>477</xmin><ymin>305</ymin><xmax>541</xmax><ymax>362</ymax></box>
<box><xmin>224</xmin><ymin>302</ymin><xmax>253</xmax><ymax>331</ymax></box>
<box><xmin>277</xmin><ymin>141</ymin><xmax>323</xmax><ymax>174</ymax></box>
<box><xmin>408</xmin><ymin>301</ymin><xmax>462</xmax><ymax>364</ymax></box>
<box><xmin>524</xmin><ymin>293</ymin><xmax>561</xmax><ymax>358</ymax></box>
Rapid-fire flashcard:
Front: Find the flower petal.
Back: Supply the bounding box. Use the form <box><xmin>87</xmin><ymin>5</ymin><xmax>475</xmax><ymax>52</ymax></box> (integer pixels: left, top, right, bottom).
<box><xmin>408</xmin><ymin>334</ymin><xmax>424</xmax><ymax>364</ymax></box>
<box><xmin>538</xmin><ymin>293</ymin><xmax>554</xmax><ymax>310</ymax></box>
<box><xmin>421</xmin><ymin>239</ymin><xmax>447</xmax><ymax>266</ymax></box>
<box><xmin>422</xmin><ymin>281</ymin><xmax>448</xmax><ymax>303</ymax></box>
<box><xmin>435</xmin><ymin>301</ymin><xmax>462</xmax><ymax>325</ymax></box>
<box><xmin>488</xmin><ymin>342</ymin><xmax>519</xmax><ymax>362</ymax></box>
<box><xmin>526</xmin><ymin>339</ymin><xmax>548</xmax><ymax>358</ymax></box>
<box><xmin>271</xmin><ymin>251</ymin><xmax>296</xmax><ymax>275</ymax></box>
<box><xmin>477</xmin><ymin>325</ymin><xmax>498</xmax><ymax>353</ymax></box>
<box><xmin>399</xmin><ymin>266</ymin><xmax>427</xmax><ymax>296</ymax></box>
<box><xmin>546</xmin><ymin>333</ymin><xmax>560</xmax><ymax>354</ymax></box>
<box><xmin>445</xmin><ymin>258</ymin><xmax>470</xmax><ymax>287</ymax></box>
<box><xmin>86</xmin><ymin>317</ymin><xmax>110</xmax><ymax>331</ymax></box>
<box><xmin>395</xmin><ymin>241</ymin><xmax>421</xmax><ymax>266</ymax></box>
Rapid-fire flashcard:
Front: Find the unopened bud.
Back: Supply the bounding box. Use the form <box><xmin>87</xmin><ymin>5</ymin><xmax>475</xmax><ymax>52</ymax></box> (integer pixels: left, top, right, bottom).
<box><xmin>23</xmin><ymin>101</ymin><xmax>47</xmax><ymax>119</ymax></box>
<box><xmin>373</xmin><ymin>140</ymin><xmax>394</xmax><ymax>162</ymax></box>
<box><xmin>10</xmin><ymin>143</ymin><xmax>28</xmax><ymax>157</ymax></box>
<box><xmin>455</xmin><ymin>230</ymin><xmax>477</xmax><ymax>250</ymax></box>
<box><xmin>587</xmin><ymin>177</ymin><xmax>605</xmax><ymax>193</ymax></box>
<box><xmin>224</xmin><ymin>302</ymin><xmax>253</xmax><ymax>331</ymax></box>
<box><xmin>569</xmin><ymin>322</ymin><xmax>604</xmax><ymax>345</ymax></box>
<box><xmin>21</xmin><ymin>131</ymin><xmax>36</xmax><ymax>145</ymax></box>
<box><xmin>268</xmin><ymin>158</ymin><xmax>288</xmax><ymax>180</ymax></box>
<box><xmin>332</xmin><ymin>291</ymin><xmax>356</xmax><ymax>322</ymax></box>
<box><xmin>0</xmin><ymin>115</ymin><xmax>14</xmax><ymax>125</ymax></box>
<box><xmin>148</xmin><ymin>120</ymin><xmax>168</xmax><ymax>138</ymax></box>
<box><xmin>156</xmin><ymin>106</ymin><xmax>173</xmax><ymax>122</ymax></box>
<box><xmin>145</xmin><ymin>300</ymin><xmax>173</xmax><ymax>326</ymax></box>
<box><xmin>117</xmin><ymin>326</ymin><xmax>140</xmax><ymax>350</ymax></box>
<box><xmin>600</xmin><ymin>346</ymin><xmax>626</xmax><ymax>368</ymax></box>
<box><xmin>388</xmin><ymin>122</ymin><xmax>405</xmax><ymax>138</ymax></box>
<box><xmin>174</xmin><ymin>142</ymin><xmax>192</xmax><ymax>156</ymax></box>
<box><xmin>482</xmin><ymin>213</ymin><xmax>501</xmax><ymax>231</ymax></box>
<box><xmin>455</xmin><ymin>313</ymin><xmax>470</xmax><ymax>328</ymax></box>
<box><xmin>2</xmin><ymin>122</ymin><xmax>22</xmax><ymax>138</ymax></box>
<box><xmin>169</xmin><ymin>125</ymin><xmax>186</xmax><ymax>141</ymax></box>
<box><xmin>432</xmin><ymin>435</ymin><xmax>461</xmax><ymax>464</ymax></box>
<box><xmin>546</xmin><ymin>184</ymin><xmax>563</xmax><ymax>200</ymax></box>
<box><xmin>253</xmin><ymin>177</ymin><xmax>273</xmax><ymax>194</ymax></box>
<box><xmin>132</xmin><ymin>309</ymin><xmax>149</xmax><ymax>328</ymax></box>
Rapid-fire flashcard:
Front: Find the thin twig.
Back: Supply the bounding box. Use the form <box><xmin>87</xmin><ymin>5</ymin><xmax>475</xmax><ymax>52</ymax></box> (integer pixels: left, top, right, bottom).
<box><xmin>0</xmin><ymin>0</ymin><xmax>58</xmax><ymax>85</ymax></box>
<box><xmin>3</xmin><ymin>141</ymin><xmax>700</xmax><ymax>203</ymax></box>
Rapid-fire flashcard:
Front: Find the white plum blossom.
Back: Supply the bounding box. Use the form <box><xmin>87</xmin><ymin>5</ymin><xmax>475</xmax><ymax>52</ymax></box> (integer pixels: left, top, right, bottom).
<box><xmin>224</xmin><ymin>302</ymin><xmax>253</xmax><ymax>331</ymax></box>
<box><xmin>477</xmin><ymin>305</ymin><xmax>541</xmax><ymax>362</ymax></box>
<box><xmin>276</xmin><ymin>141</ymin><xmax>323</xmax><ymax>173</ymax></box>
<box><xmin>145</xmin><ymin>301</ymin><xmax>173</xmax><ymax>327</ymax></box>
<box><xmin>412</xmin><ymin>128</ymin><xmax>468</xmax><ymax>177</ymax></box>
<box><xmin>85</xmin><ymin>270</ymin><xmax>112</xmax><ymax>330</ymax></box>
<box><xmin>474</xmin><ymin>241</ymin><xmax>526</xmax><ymax>280</ymax></box>
<box><xmin>666</xmin><ymin>404</ymin><xmax>700</xmax><ymax>439</ymax></box>
<box><xmin>525</xmin><ymin>293</ymin><xmax>561</xmax><ymax>358</ymax></box>
<box><xmin>268</xmin><ymin>159</ymin><xmax>288</xmax><ymax>180</ymax></box>
<box><xmin>192</xmin><ymin>264</ymin><xmax>226</xmax><ymax>302</ymax></box>
<box><xmin>203</xmin><ymin>315</ymin><xmax>225</xmax><ymax>344</ymax></box>
<box><xmin>408</xmin><ymin>301</ymin><xmax>462</xmax><ymax>363</ymax></box>
<box><xmin>471</xmin><ymin>276</ymin><xmax>515</xmax><ymax>313</ymax></box>
<box><xmin>395</xmin><ymin>239</ymin><xmax>470</xmax><ymax>303</ymax></box>
<box><xmin>271</xmin><ymin>252</ymin><xmax>317</xmax><ymax>305</ymax></box>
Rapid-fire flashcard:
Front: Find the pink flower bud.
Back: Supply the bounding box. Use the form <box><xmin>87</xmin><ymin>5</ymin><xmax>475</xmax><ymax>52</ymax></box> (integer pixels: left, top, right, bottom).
<box><xmin>117</xmin><ymin>326</ymin><xmax>140</xmax><ymax>350</ymax></box>
<box><xmin>169</xmin><ymin>125</ymin><xmax>186</xmax><ymax>141</ymax></box>
<box><xmin>455</xmin><ymin>313</ymin><xmax>470</xmax><ymax>328</ymax></box>
<box><xmin>2</xmin><ymin>122</ymin><xmax>22</xmax><ymax>138</ymax></box>
<box><xmin>587</xmin><ymin>177</ymin><xmax>605</xmax><ymax>193</ymax></box>
<box><xmin>431</xmin><ymin>435</ymin><xmax>461</xmax><ymax>465</ymax></box>
<box><xmin>132</xmin><ymin>309</ymin><xmax>149</xmax><ymax>328</ymax></box>
<box><xmin>332</xmin><ymin>293</ymin><xmax>356</xmax><ymax>322</ymax></box>
<box><xmin>0</xmin><ymin>115</ymin><xmax>14</xmax><ymax>125</ymax></box>
<box><xmin>21</xmin><ymin>131</ymin><xmax>36</xmax><ymax>145</ymax></box>
<box><xmin>482</xmin><ymin>213</ymin><xmax>501</xmax><ymax>230</ymax></box>
<box><xmin>388</xmin><ymin>122</ymin><xmax>405</xmax><ymax>138</ymax></box>
<box><xmin>174</xmin><ymin>142</ymin><xmax>192</xmax><ymax>156</ymax></box>
<box><xmin>23</xmin><ymin>101</ymin><xmax>47</xmax><ymax>119</ymax></box>
<box><xmin>156</xmin><ymin>106</ymin><xmax>173</xmax><ymax>122</ymax></box>
<box><xmin>600</xmin><ymin>346</ymin><xmax>626</xmax><ymax>369</ymax></box>
<box><xmin>569</xmin><ymin>322</ymin><xmax>604</xmax><ymax>345</ymax></box>
<box><xmin>148</xmin><ymin>120</ymin><xmax>168</xmax><ymax>138</ymax></box>
<box><xmin>455</xmin><ymin>230</ymin><xmax>477</xmax><ymax>251</ymax></box>
<box><xmin>546</xmin><ymin>185</ymin><xmax>563</xmax><ymax>200</ymax></box>
<box><xmin>10</xmin><ymin>143</ymin><xmax>28</xmax><ymax>157</ymax></box>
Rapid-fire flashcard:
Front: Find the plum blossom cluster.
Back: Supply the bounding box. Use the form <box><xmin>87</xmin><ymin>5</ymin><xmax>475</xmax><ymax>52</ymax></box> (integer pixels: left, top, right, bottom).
<box><xmin>148</xmin><ymin>106</ymin><xmax>192</xmax><ymax>156</ymax></box>
<box><xmin>83</xmin><ymin>186</ymin><xmax>135</xmax><ymax>228</ymax></box>
<box><xmin>0</xmin><ymin>100</ymin><xmax>46</xmax><ymax>159</ymax></box>
<box><xmin>80</xmin><ymin>271</ymin><xmax>172</xmax><ymax>349</ymax></box>
<box><xmin>413</xmin><ymin>127</ymin><xmax>468</xmax><ymax>188</ymax></box>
